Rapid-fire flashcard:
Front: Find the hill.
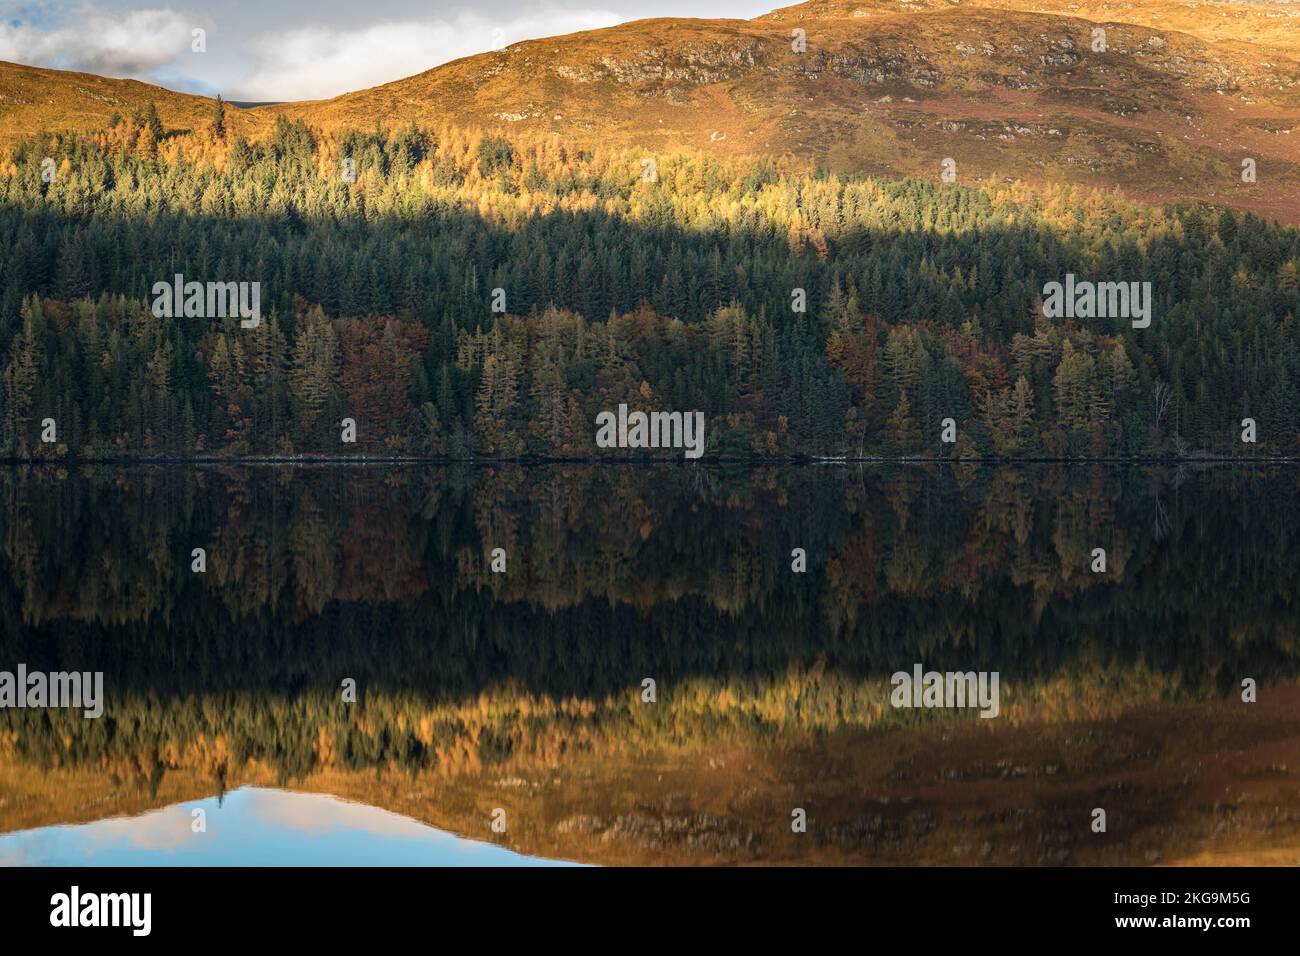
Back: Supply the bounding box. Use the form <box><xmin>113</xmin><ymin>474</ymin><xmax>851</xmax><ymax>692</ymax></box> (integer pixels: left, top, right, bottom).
<box><xmin>1</xmin><ymin>0</ymin><xmax>1297</xmax><ymax>219</ymax></box>
<box><xmin>762</xmin><ymin>0</ymin><xmax>1300</xmax><ymax>57</ymax></box>
<box><xmin>0</xmin><ymin>60</ymin><xmax>272</xmax><ymax>142</ymax></box>
<box><xmin>266</xmin><ymin>0</ymin><xmax>1300</xmax><ymax>218</ymax></box>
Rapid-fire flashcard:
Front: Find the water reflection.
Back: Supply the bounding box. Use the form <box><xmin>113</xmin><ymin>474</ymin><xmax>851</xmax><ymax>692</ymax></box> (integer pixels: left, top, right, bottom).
<box><xmin>1</xmin><ymin>462</ymin><xmax>1298</xmax><ymax>865</ymax></box>
<box><xmin>0</xmin><ymin>788</ymin><xmax>583</xmax><ymax>866</ymax></box>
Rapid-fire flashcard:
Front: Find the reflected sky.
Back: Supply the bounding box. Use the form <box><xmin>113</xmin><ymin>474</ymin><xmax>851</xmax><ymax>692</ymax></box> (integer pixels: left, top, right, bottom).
<box><xmin>0</xmin><ymin>788</ymin><xmax>585</xmax><ymax>867</ymax></box>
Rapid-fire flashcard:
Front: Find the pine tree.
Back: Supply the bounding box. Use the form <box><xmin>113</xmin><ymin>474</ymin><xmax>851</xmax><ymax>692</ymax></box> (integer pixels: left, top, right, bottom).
<box><xmin>1011</xmin><ymin>375</ymin><xmax>1036</xmax><ymax>453</ymax></box>
<box><xmin>289</xmin><ymin>306</ymin><xmax>341</xmax><ymax>439</ymax></box>
<box><xmin>3</xmin><ymin>298</ymin><xmax>43</xmax><ymax>447</ymax></box>
<box><xmin>887</xmin><ymin>390</ymin><xmax>922</xmax><ymax>454</ymax></box>
<box><xmin>142</xmin><ymin>101</ymin><xmax>164</xmax><ymax>141</ymax></box>
<box><xmin>1052</xmin><ymin>340</ymin><xmax>1097</xmax><ymax>432</ymax></box>
<box><xmin>212</xmin><ymin>95</ymin><xmax>227</xmax><ymax>140</ymax></box>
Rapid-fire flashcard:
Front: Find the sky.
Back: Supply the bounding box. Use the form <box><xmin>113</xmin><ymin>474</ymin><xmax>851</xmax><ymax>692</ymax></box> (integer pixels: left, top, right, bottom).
<box><xmin>0</xmin><ymin>0</ymin><xmax>777</xmax><ymax>102</ymax></box>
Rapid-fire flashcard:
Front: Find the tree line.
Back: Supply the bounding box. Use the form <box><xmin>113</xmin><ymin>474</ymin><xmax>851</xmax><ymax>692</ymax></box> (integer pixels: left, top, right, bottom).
<box><xmin>1</xmin><ymin>112</ymin><xmax>1298</xmax><ymax>457</ymax></box>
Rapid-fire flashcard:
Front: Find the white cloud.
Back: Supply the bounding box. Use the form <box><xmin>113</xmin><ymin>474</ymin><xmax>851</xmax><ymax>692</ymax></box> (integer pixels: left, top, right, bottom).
<box><xmin>245</xmin><ymin>788</ymin><xmax>443</xmax><ymax>839</ymax></box>
<box><xmin>0</xmin><ymin>8</ymin><xmax>199</xmax><ymax>77</ymax></box>
<box><xmin>230</xmin><ymin>7</ymin><xmax>622</xmax><ymax>102</ymax></box>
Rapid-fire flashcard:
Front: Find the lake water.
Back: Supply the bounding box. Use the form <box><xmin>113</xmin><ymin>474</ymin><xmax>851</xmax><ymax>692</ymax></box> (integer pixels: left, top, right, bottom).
<box><xmin>1</xmin><ymin>462</ymin><xmax>1298</xmax><ymax>865</ymax></box>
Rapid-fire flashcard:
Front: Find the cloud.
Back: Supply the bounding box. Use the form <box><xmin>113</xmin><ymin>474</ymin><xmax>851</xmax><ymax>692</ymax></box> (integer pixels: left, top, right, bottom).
<box><xmin>245</xmin><ymin>788</ymin><xmax>441</xmax><ymax>839</ymax></box>
<box><xmin>0</xmin><ymin>7</ymin><xmax>200</xmax><ymax>77</ymax></box>
<box><xmin>230</xmin><ymin>7</ymin><xmax>622</xmax><ymax>102</ymax></box>
<box><xmin>76</xmin><ymin>803</ymin><xmax>207</xmax><ymax>852</ymax></box>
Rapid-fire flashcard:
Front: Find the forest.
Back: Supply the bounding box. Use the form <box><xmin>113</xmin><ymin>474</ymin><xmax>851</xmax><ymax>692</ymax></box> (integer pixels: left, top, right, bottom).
<box><xmin>2</xmin><ymin>108</ymin><xmax>1299</xmax><ymax>459</ymax></box>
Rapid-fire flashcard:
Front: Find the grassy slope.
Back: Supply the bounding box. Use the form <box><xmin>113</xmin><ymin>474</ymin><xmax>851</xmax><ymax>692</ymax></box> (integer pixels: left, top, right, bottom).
<box><xmin>0</xmin><ymin>60</ymin><xmax>274</xmax><ymax>142</ymax></box>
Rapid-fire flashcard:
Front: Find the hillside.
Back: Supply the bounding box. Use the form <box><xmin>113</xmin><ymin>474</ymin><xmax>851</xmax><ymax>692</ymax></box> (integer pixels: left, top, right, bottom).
<box><xmin>763</xmin><ymin>0</ymin><xmax>1300</xmax><ymax>57</ymax></box>
<box><xmin>0</xmin><ymin>60</ymin><xmax>272</xmax><ymax>142</ymax></box>
<box><xmin>267</xmin><ymin>0</ymin><xmax>1300</xmax><ymax>219</ymax></box>
<box><xmin>1</xmin><ymin>1</ymin><xmax>1298</xmax><ymax>219</ymax></box>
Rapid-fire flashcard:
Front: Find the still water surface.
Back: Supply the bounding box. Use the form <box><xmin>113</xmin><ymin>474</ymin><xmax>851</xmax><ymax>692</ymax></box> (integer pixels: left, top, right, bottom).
<box><xmin>2</xmin><ymin>462</ymin><xmax>1298</xmax><ymax>865</ymax></box>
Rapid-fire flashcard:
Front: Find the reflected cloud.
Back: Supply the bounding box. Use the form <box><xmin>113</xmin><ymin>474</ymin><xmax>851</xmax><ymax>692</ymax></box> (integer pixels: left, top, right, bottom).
<box><xmin>244</xmin><ymin>789</ymin><xmax>443</xmax><ymax>840</ymax></box>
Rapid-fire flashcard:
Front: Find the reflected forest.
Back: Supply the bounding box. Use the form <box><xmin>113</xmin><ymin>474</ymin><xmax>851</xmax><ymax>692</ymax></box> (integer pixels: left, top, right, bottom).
<box><xmin>3</xmin><ymin>463</ymin><xmax>1299</xmax><ymax>864</ymax></box>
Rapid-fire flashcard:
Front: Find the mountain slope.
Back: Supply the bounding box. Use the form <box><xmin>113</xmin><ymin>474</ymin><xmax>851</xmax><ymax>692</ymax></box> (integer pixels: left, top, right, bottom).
<box><xmin>3</xmin><ymin>0</ymin><xmax>1298</xmax><ymax>219</ymax></box>
<box><xmin>0</xmin><ymin>60</ymin><xmax>272</xmax><ymax>141</ymax></box>
<box><xmin>268</xmin><ymin>0</ymin><xmax>1300</xmax><ymax>218</ymax></box>
<box><xmin>763</xmin><ymin>0</ymin><xmax>1300</xmax><ymax>58</ymax></box>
